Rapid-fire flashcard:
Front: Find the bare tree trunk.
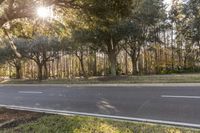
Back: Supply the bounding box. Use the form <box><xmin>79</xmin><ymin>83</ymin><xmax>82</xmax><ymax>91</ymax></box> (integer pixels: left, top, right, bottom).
<box><xmin>144</xmin><ymin>46</ymin><xmax>148</xmax><ymax>74</ymax></box>
<box><xmin>76</xmin><ymin>52</ymin><xmax>88</xmax><ymax>78</ymax></box>
<box><xmin>52</xmin><ymin>60</ymin><xmax>55</xmax><ymax>78</ymax></box>
<box><xmin>15</xmin><ymin>65</ymin><xmax>22</xmax><ymax>79</ymax></box>
<box><xmin>57</xmin><ymin>57</ymin><xmax>60</xmax><ymax>78</ymax></box>
<box><xmin>9</xmin><ymin>65</ymin><xmax>12</xmax><ymax>78</ymax></box>
<box><xmin>125</xmin><ymin>52</ymin><xmax>128</xmax><ymax>75</ymax></box>
<box><xmin>31</xmin><ymin>61</ymin><xmax>34</xmax><ymax>79</ymax></box>
<box><xmin>171</xmin><ymin>46</ymin><xmax>174</xmax><ymax>69</ymax></box>
<box><xmin>107</xmin><ymin>37</ymin><xmax>118</xmax><ymax>76</ymax></box>
<box><xmin>13</xmin><ymin>60</ymin><xmax>22</xmax><ymax>79</ymax></box>
<box><xmin>37</xmin><ymin>63</ymin><xmax>43</xmax><ymax>81</ymax></box>
<box><xmin>93</xmin><ymin>52</ymin><xmax>97</xmax><ymax>76</ymax></box>
<box><xmin>131</xmin><ymin>56</ymin><xmax>138</xmax><ymax>75</ymax></box>
<box><xmin>103</xmin><ymin>54</ymin><xmax>106</xmax><ymax>76</ymax></box>
<box><xmin>129</xmin><ymin>47</ymin><xmax>141</xmax><ymax>75</ymax></box>
<box><xmin>155</xmin><ymin>49</ymin><xmax>159</xmax><ymax>74</ymax></box>
<box><xmin>80</xmin><ymin>58</ymin><xmax>88</xmax><ymax>78</ymax></box>
<box><xmin>184</xmin><ymin>56</ymin><xmax>187</xmax><ymax>69</ymax></box>
<box><xmin>108</xmin><ymin>52</ymin><xmax>117</xmax><ymax>76</ymax></box>
<box><xmin>43</xmin><ymin>62</ymin><xmax>48</xmax><ymax>80</ymax></box>
<box><xmin>48</xmin><ymin>62</ymin><xmax>51</xmax><ymax>78</ymax></box>
<box><xmin>171</xmin><ymin>26</ymin><xmax>174</xmax><ymax>70</ymax></box>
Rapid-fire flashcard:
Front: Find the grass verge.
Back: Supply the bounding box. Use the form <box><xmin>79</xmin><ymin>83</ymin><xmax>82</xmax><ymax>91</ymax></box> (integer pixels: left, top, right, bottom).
<box><xmin>2</xmin><ymin>74</ymin><xmax>200</xmax><ymax>84</ymax></box>
<box><xmin>0</xmin><ymin>108</ymin><xmax>200</xmax><ymax>133</ymax></box>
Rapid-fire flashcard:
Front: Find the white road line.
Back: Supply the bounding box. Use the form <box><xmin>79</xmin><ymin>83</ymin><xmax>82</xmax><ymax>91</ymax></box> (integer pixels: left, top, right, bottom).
<box><xmin>18</xmin><ymin>91</ymin><xmax>43</xmax><ymax>94</ymax></box>
<box><xmin>0</xmin><ymin>104</ymin><xmax>199</xmax><ymax>128</ymax></box>
<box><xmin>161</xmin><ymin>95</ymin><xmax>200</xmax><ymax>99</ymax></box>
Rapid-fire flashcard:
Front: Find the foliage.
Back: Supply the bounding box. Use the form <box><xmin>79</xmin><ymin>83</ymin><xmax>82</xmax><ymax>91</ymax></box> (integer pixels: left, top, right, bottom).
<box><xmin>18</xmin><ymin>36</ymin><xmax>62</xmax><ymax>80</ymax></box>
<box><xmin>1</xmin><ymin>0</ymin><xmax>200</xmax><ymax>78</ymax></box>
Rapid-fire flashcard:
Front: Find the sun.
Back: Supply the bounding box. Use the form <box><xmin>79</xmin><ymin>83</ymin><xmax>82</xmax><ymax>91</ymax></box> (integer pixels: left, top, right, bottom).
<box><xmin>164</xmin><ymin>0</ymin><xmax>172</xmax><ymax>5</ymax></box>
<box><xmin>164</xmin><ymin>0</ymin><xmax>172</xmax><ymax>11</ymax></box>
<box><xmin>37</xmin><ymin>6</ymin><xmax>52</xmax><ymax>18</ymax></box>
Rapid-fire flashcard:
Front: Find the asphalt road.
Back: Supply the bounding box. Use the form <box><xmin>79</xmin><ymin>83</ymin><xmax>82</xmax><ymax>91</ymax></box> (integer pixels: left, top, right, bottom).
<box><xmin>0</xmin><ymin>85</ymin><xmax>200</xmax><ymax>127</ymax></box>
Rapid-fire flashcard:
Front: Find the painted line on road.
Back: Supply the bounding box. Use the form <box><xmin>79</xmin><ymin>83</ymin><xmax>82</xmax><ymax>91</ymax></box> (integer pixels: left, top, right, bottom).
<box><xmin>161</xmin><ymin>95</ymin><xmax>200</xmax><ymax>99</ymax></box>
<box><xmin>0</xmin><ymin>104</ymin><xmax>199</xmax><ymax>128</ymax></box>
<box><xmin>18</xmin><ymin>91</ymin><xmax>43</xmax><ymax>94</ymax></box>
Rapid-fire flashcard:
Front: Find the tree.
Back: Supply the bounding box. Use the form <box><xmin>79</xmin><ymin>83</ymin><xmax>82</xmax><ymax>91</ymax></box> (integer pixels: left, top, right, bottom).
<box><xmin>0</xmin><ymin>40</ymin><xmax>24</xmax><ymax>79</ymax></box>
<box><xmin>20</xmin><ymin>36</ymin><xmax>61</xmax><ymax>80</ymax></box>
<box><xmin>0</xmin><ymin>0</ymin><xmax>82</xmax><ymax>27</ymax></box>
<box><xmin>78</xmin><ymin>0</ymin><xmax>137</xmax><ymax>76</ymax></box>
<box><xmin>122</xmin><ymin>0</ymin><xmax>166</xmax><ymax>74</ymax></box>
<box><xmin>122</xmin><ymin>20</ymin><xmax>144</xmax><ymax>74</ymax></box>
<box><xmin>0</xmin><ymin>0</ymin><xmax>81</xmax><ymax>58</ymax></box>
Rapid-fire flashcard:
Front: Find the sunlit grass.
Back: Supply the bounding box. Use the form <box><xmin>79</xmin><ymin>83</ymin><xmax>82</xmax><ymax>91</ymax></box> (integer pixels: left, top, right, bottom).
<box><xmin>1</xmin><ymin>115</ymin><xmax>200</xmax><ymax>133</ymax></box>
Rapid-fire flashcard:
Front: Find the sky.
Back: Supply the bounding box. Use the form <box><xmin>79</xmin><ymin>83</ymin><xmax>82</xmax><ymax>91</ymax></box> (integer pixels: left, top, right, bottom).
<box><xmin>163</xmin><ymin>0</ymin><xmax>188</xmax><ymax>11</ymax></box>
<box><xmin>164</xmin><ymin>0</ymin><xmax>172</xmax><ymax>5</ymax></box>
<box><xmin>164</xmin><ymin>0</ymin><xmax>172</xmax><ymax>11</ymax></box>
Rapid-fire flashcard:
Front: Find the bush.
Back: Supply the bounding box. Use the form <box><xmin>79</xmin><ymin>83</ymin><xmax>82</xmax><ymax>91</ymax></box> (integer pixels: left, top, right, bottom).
<box><xmin>160</xmin><ymin>67</ymin><xmax>200</xmax><ymax>74</ymax></box>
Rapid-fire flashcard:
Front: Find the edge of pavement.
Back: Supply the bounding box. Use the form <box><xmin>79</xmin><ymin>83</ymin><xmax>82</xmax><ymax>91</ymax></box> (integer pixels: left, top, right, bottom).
<box><xmin>1</xmin><ymin>83</ymin><xmax>200</xmax><ymax>87</ymax></box>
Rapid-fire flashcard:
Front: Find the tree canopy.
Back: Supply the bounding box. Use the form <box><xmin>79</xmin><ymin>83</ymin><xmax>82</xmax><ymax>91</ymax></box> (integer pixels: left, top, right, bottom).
<box><xmin>0</xmin><ymin>0</ymin><xmax>200</xmax><ymax>79</ymax></box>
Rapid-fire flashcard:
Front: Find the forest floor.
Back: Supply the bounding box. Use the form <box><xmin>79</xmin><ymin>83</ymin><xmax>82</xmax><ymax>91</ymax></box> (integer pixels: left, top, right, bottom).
<box><xmin>0</xmin><ymin>108</ymin><xmax>199</xmax><ymax>133</ymax></box>
<box><xmin>1</xmin><ymin>73</ymin><xmax>200</xmax><ymax>84</ymax></box>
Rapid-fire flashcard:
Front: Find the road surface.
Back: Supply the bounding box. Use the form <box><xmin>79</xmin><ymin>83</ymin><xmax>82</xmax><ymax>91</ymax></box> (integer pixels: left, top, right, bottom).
<box><xmin>0</xmin><ymin>84</ymin><xmax>200</xmax><ymax>127</ymax></box>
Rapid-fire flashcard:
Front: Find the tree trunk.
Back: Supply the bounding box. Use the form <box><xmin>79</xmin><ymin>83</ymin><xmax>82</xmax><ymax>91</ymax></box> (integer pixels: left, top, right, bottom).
<box><xmin>80</xmin><ymin>59</ymin><xmax>87</xmax><ymax>78</ymax></box>
<box><xmin>76</xmin><ymin>53</ymin><xmax>88</xmax><ymax>78</ymax></box>
<box><xmin>37</xmin><ymin>64</ymin><xmax>43</xmax><ymax>81</ymax></box>
<box><xmin>52</xmin><ymin>60</ymin><xmax>55</xmax><ymax>78</ymax></box>
<box><xmin>171</xmin><ymin>26</ymin><xmax>174</xmax><ymax>70</ymax></box>
<box><xmin>129</xmin><ymin>47</ymin><xmax>140</xmax><ymax>75</ymax></box>
<box><xmin>184</xmin><ymin>56</ymin><xmax>187</xmax><ymax>69</ymax></box>
<box><xmin>108</xmin><ymin>52</ymin><xmax>117</xmax><ymax>76</ymax></box>
<box><xmin>43</xmin><ymin>62</ymin><xmax>48</xmax><ymax>80</ymax></box>
<box><xmin>93</xmin><ymin>52</ymin><xmax>97</xmax><ymax>76</ymax></box>
<box><xmin>15</xmin><ymin>65</ymin><xmax>22</xmax><ymax>79</ymax></box>
<box><xmin>125</xmin><ymin>52</ymin><xmax>128</xmax><ymax>75</ymax></box>
<box><xmin>171</xmin><ymin>46</ymin><xmax>174</xmax><ymax>69</ymax></box>
<box><xmin>155</xmin><ymin>49</ymin><xmax>159</xmax><ymax>74</ymax></box>
<box><xmin>14</xmin><ymin>60</ymin><xmax>22</xmax><ymax>79</ymax></box>
<box><xmin>57</xmin><ymin>57</ymin><xmax>60</xmax><ymax>78</ymax></box>
<box><xmin>131</xmin><ymin>56</ymin><xmax>138</xmax><ymax>75</ymax></box>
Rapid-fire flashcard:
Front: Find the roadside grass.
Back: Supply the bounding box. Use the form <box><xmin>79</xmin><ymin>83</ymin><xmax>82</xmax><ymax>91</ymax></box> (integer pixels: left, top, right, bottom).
<box><xmin>0</xmin><ymin>108</ymin><xmax>44</xmax><ymax>128</ymax></box>
<box><xmin>1</xmin><ymin>114</ymin><xmax>200</xmax><ymax>133</ymax></box>
<box><xmin>2</xmin><ymin>74</ymin><xmax>200</xmax><ymax>84</ymax></box>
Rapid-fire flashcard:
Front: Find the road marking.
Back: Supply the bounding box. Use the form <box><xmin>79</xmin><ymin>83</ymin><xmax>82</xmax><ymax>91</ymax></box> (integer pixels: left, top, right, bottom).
<box><xmin>0</xmin><ymin>104</ymin><xmax>199</xmax><ymax>128</ymax></box>
<box><xmin>18</xmin><ymin>91</ymin><xmax>43</xmax><ymax>94</ymax></box>
<box><xmin>161</xmin><ymin>95</ymin><xmax>200</xmax><ymax>99</ymax></box>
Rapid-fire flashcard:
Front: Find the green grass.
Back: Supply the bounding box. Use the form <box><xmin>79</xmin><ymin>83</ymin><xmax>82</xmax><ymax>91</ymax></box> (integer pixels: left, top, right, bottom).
<box><xmin>2</xmin><ymin>74</ymin><xmax>200</xmax><ymax>84</ymax></box>
<box><xmin>1</xmin><ymin>115</ymin><xmax>200</xmax><ymax>133</ymax></box>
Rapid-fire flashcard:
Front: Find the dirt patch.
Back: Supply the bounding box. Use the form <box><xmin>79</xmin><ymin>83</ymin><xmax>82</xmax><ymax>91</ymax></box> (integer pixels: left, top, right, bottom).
<box><xmin>0</xmin><ymin>108</ymin><xmax>44</xmax><ymax>129</ymax></box>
